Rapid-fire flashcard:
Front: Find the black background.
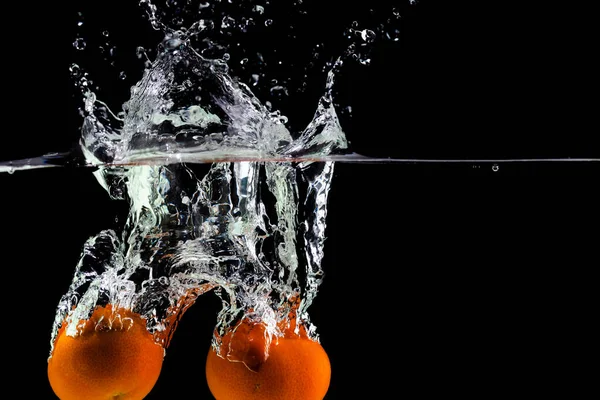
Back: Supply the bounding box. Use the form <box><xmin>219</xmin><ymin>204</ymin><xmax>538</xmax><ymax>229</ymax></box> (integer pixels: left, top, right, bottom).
<box><xmin>1</xmin><ymin>1</ymin><xmax>598</xmax><ymax>399</ymax></box>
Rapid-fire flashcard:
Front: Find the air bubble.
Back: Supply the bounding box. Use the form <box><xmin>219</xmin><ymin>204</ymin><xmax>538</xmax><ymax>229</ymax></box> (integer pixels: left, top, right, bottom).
<box><xmin>73</xmin><ymin>38</ymin><xmax>86</xmax><ymax>50</ymax></box>
<box><xmin>253</xmin><ymin>5</ymin><xmax>265</xmax><ymax>14</ymax></box>
<box><xmin>265</xmin><ymin>19</ymin><xmax>273</xmax><ymax>27</ymax></box>
<box><xmin>492</xmin><ymin>164</ymin><xmax>499</xmax><ymax>172</ymax></box>
<box><xmin>158</xmin><ymin>276</ymin><xmax>169</xmax><ymax>285</ymax></box>
<box><xmin>119</xmin><ymin>71</ymin><xmax>127</xmax><ymax>80</ymax></box>
<box><xmin>136</xmin><ymin>46</ymin><xmax>146</xmax><ymax>59</ymax></box>
<box><xmin>102</xmin><ymin>30</ymin><xmax>110</xmax><ymax>37</ymax></box>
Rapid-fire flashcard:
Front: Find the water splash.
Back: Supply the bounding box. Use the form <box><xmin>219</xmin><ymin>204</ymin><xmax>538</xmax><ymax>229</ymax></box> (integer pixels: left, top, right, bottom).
<box><xmin>48</xmin><ymin>0</ymin><xmax>381</xmax><ymax>360</ymax></box>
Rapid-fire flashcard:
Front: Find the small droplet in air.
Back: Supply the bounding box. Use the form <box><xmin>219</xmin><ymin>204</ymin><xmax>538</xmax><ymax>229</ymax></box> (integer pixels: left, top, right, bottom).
<box><xmin>221</xmin><ymin>16</ymin><xmax>235</xmax><ymax>29</ymax></box>
<box><xmin>361</xmin><ymin>29</ymin><xmax>376</xmax><ymax>43</ymax></box>
<box><xmin>270</xmin><ymin>85</ymin><xmax>288</xmax><ymax>97</ymax></box>
<box><xmin>119</xmin><ymin>71</ymin><xmax>127</xmax><ymax>80</ymax></box>
<box><xmin>77</xmin><ymin>21</ymin><xmax>84</xmax><ymax>27</ymax></box>
<box><xmin>73</xmin><ymin>38</ymin><xmax>86</xmax><ymax>50</ymax></box>
<box><xmin>265</xmin><ymin>19</ymin><xmax>273</xmax><ymax>27</ymax></box>
<box><xmin>492</xmin><ymin>164</ymin><xmax>500</xmax><ymax>172</ymax></box>
<box><xmin>102</xmin><ymin>30</ymin><xmax>110</xmax><ymax>37</ymax></box>
<box><xmin>69</xmin><ymin>63</ymin><xmax>81</xmax><ymax>77</ymax></box>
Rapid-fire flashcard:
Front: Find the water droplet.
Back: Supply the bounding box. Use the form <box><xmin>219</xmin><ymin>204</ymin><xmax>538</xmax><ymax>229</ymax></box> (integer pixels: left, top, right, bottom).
<box><xmin>270</xmin><ymin>85</ymin><xmax>288</xmax><ymax>97</ymax></box>
<box><xmin>102</xmin><ymin>30</ymin><xmax>110</xmax><ymax>37</ymax></box>
<box><xmin>119</xmin><ymin>71</ymin><xmax>127</xmax><ymax>80</ymax></box>
<box><xmin>240</xmin><ymin>57</ymin><xmax>248</xmax><ymax>65</ymax></box>
<box><xmin>136</xmin><ymin>46</ymin><xmax>146</xmax><ymax>59</ymax></box>
<box><xmin>361</xmin><ymin>29</ymin><xmax>376</xmax><ymax>43</ymax></box>
<box><xmin>77</xmin><ymin>21</ymin><xmax>84</xmax><ymax>27</ymax></box>
<box><xmin>69</xmin><ymin>63</ymin><xmax>81</xmax><ymax>77</ymax></box>
<box><xmin>492</xmin><ymin>164</ymin><xmax>500</xmax><ymax>172</ymax></box>
<box><xmin>73</xmin><ymin>38</ymin><xmax>86</xmax><ymax>51</ymax></box>
<box><xmin>265</xmin><ymin>19</ymin><xmax>273</xmax><ymax>27</ymax></box>
<box><xmin>251</xmin><ymin>74</ymin><xmax>260</xmax><ymax>86</ymax></box>
<box><xmin>221</xmin><ymin>16</ymin><xmax>235</xmax><ymax>29</ymax></box>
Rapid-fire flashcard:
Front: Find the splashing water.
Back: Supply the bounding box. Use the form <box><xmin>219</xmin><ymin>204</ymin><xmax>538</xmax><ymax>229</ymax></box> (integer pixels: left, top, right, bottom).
<box><xmin>47</xmin><ymin>0</ymin><xmax>375</xmax><ymax>361</ymax></box>
<box><xmin>31</xmin><ymin>0</ymin><xmax>599</xmax><ymax>368</ymax></box>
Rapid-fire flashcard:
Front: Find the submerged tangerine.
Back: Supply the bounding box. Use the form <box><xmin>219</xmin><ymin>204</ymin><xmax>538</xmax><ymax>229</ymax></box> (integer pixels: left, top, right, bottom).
<box><xmin>205</xmin><ymin>318</ymin><xmax>331</xmax><ymax>400</ymax></box>
<box><xmin>47</xmin><ymin>304</ymin><xmax>164</xmax><ymax>400</ymax></box>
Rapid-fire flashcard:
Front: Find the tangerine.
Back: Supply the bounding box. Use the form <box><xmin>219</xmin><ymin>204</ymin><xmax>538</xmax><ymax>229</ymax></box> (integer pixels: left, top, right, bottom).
<box><xmin>48</xmin><ymin>304</ymin><xmax>164</xmax><ymax>400</ymax></box>
<box><xmin>205</xmin><ymin>318</ymin><xmax>331</xmax><ymax>400</ymax></box>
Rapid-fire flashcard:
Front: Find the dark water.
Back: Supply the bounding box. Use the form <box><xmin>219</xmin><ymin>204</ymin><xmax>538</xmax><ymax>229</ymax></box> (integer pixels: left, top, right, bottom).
<box><xmin>2</xmin><ymin>164</ymin><xmax>598</xmax><ymax>398</ymax></box>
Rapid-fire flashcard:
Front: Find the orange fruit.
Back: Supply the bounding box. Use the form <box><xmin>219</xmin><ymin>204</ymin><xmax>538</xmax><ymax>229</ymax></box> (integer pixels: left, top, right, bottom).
<box><xmin>205</xmin><ymin>318</ymin><xmax>331</xmax><ymax>400</ymax></box>
<box><xmin>48</xmin><ymin>304</ymin><xmax>164</xmax><ymax>400</ymax></box>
